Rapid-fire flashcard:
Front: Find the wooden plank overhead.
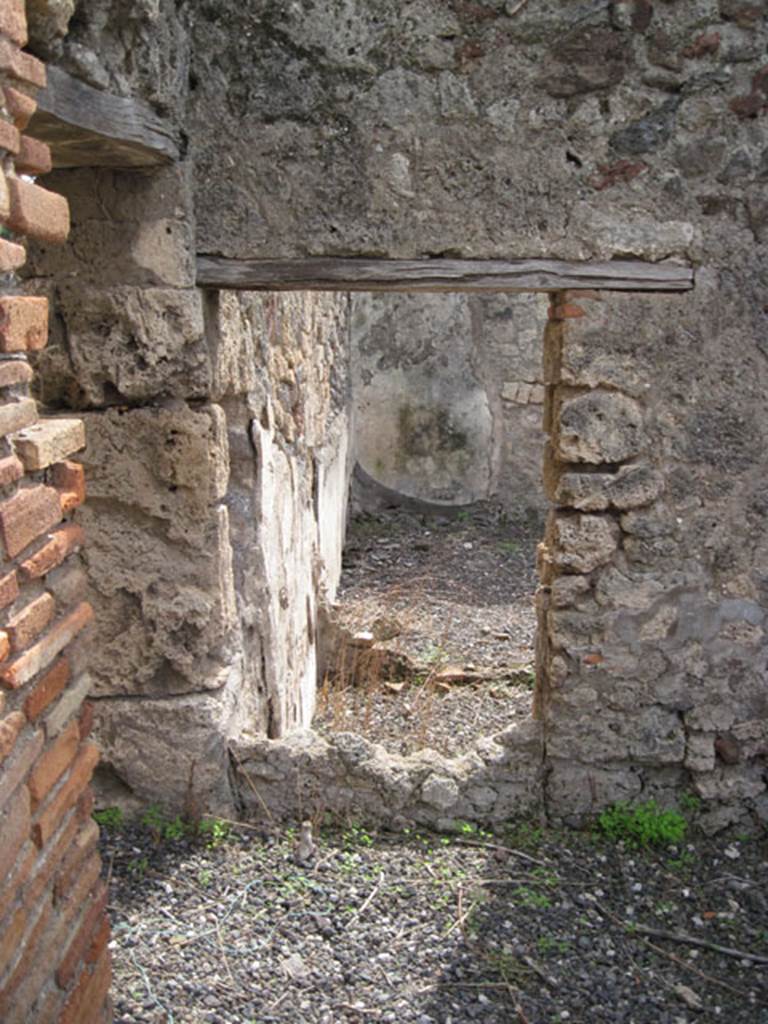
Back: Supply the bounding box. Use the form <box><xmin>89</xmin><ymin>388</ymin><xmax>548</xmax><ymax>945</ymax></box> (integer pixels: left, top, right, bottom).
<box><xmin>27</xmin><ymin>66</ymin><xmax>180</xmax><ymax>169</ymax></box>
<box><xmin>196</xmin><ymin>256</ymin><xmax>695</xmax><ymax>293</ymax></box>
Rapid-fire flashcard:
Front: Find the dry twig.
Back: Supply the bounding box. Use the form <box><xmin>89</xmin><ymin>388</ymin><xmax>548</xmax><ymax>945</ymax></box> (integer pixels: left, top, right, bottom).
<box><xmin>630</xmin><ymin>923</ymin><xmax>768</xmax><ymax>965</ymax></box>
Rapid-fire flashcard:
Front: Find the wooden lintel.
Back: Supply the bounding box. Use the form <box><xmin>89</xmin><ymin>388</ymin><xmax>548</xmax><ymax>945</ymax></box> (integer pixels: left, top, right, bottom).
<box><xmin>196</xmin><ymin>256</ymin><xmax>695</xmax><ymax>293</ymax></box>
<box><xmin>28</xmin><ymin>66</ymin><xmax>180</xmax><ymax>169</ymax></box>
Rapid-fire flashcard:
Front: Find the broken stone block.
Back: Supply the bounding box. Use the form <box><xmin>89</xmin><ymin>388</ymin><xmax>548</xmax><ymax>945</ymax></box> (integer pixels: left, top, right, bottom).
<box><xmin>556</xmin><ymin>464</ymin><xmax>664</xmax><ymax>511</ymax></box>
<box><xmin>552</xmin><ymin>514</ymin><xmax>620</xmax><ymax>573</ymax></box>
<box><xmin>557</xmin><ymin>391</ymin><xmax>645</xmax><ymax>464</ymax></box>
<box><xmin>420</xmin><ymin>773</ymin><xmax>460</xmax><ymax>811</ymax></box>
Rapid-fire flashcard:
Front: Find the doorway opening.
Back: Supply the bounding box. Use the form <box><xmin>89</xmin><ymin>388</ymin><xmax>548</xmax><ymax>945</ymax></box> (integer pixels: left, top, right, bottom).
<box><xmin>314</xmin><ymin>289</ymin><xmax>550</xmax><ymax>759</ymax></box>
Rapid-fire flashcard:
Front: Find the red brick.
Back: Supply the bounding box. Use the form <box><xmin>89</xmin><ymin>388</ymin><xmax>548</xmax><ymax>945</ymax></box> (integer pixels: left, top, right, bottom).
<box><xmin>52</xmin><ymin>461</ymin><xmax>86</xmax><ymax>513</ymax></box>
<box><xmin>0</xmin><ymin>569</ymin><xmax>18</xmax><ymax>610</ymax></box>
<box><xmin>0</xmin><ymin>839</ymin><xmax>34</xmax><ymax>922</ymax></box>
<box><xmin>0</xmin><ymin>237</ymin><xmax>25</xmax><ymax>271</ymax></box>
<box><xmin>28</xmin><ymin>719</ymin><xmax>79</xmax><ymax>808</ymax></box>
<box><xmin>78</xmin><ymin>700</ymin><xmax>94</xmax><ymax>741</ymax></box>
<box><xmin>0</xmin><ymin>394</ymin><xmax>37</xmax><ymax>435</ymax></box>
<box><xmin>59</xmin><ymin>946</ymin><xmax>111</xmax><ymax>1024</ymax></box>
<box><xmin>21</xmin><ymin>808</ymin><xmax>79</xmax><ymax>909</ymax></box>
<box><xmin>0</xmin><ymin>38</ymin><xmax>46</xmax><ymax>90</ymax></box>
<box><xmin>76</xmin><ymin>785</ymin><xmax>94</xmax><ymax>823</ymax></box>
<box><xmin>52</xmin><ymin>818</ymin><xmax>99</xmax><ymax>905</ymax></box>
<box><xmin>549</xmin><ymin>303</ymin><xmax>586</xmax><ymax>320</ymax></box>
<box><xmin>0</xmin><ymin>850</ymin><xmax>98</xmax><ymax>1024</ymax></box>
<box><xmin>23</xmin><ymin>656</ymin><xmax>70</xmax><ymax>721</ymax></box>
<box><xmin>0</xmin><ymin>899</ymin><xmax>58</xmax><ymax>1018</ymax></box>
<box><xmin>562</xmin><ymin>289</ymin><xmax>603</xmax><ymax>303</ymax></box>
<box><xmin>0</xmin><ymin>629</ymin><xmax>10</xmax><ymax>663</ymax></box>
<box><xmin>20</xmin><ymin>524</ymin><xmax>86</xmax><ymax>581</ymax></box>
<box><xmin>0</xmin><ymin>118</ymin><xmax>20</xmax><ymax>155</ymax></box>
<box><xmin>3</xmin><ymin>86</ymin><xmax>35</xmax><ymax>131</ymax></box>
<box><xmin>0</xmin><ymin>903</ymin><xmax>29</xmax><ymax>976</ymax></box>
<box><xmin>55</xmin><ymin>847</ymin><xmax>101</xmax><ymax>917</ymax></box>
<box><xmin>0</xmin><ymin>708</ymin><xmax>25</xmax><ymax>761</ymax></box>
<box><xmin>0</xmin><ymin>896</ymin><xmax>52</xmax><ymax>987</ymax></box>
<box><xmin>7</xmin><ymin>591</ymin><xmax>55</xmax><ymax>652</ymax></box>
<box><xmin>0</xmin><ymin>453</ymin><xmax>23</xmax><ymax>487</ymax></box>
<box><xmin>0</xmin><ymin>726</ymin><xmax>42</xmax><ymax>806</ymax></box>
<box><xmin>15</xmin><ymin>134</ymin><xmax>51</xmax><ymax>175</ymax></box>
<box><xmin>0</xmin><ymin>358</ymin><xmax>33</xmax><ymax>387</ymax></box>
<box><xmin>1</xmin><ymin>601</ymin><xmax>93</xmax><ymax>690</ymax></box>
<box><xmin>6</xmin><ymin>177</ymin><xmax>70</xmax><ymax>244</ymax></box>
<box><xmin>56</xmin><ymin>882</ymin><xmax>107</xmax><ymax>988</ymax></box>
<box><xmin>0</xmin><ymin>0</ymin><xmax>27</xmax><ymax>48</ymax></box>
<box><xmin>0</xmin><ymin>785</ymin><xmax>30</xmax><ymax>876</ymax></box>
<box><xmin>0</xmin><ymin>296</ymin><xmax>49</xmax><ymax>353</ymax></box>
<box><xmin>85</xmin><ymin>912</ymin><xmax>110</xmax><ymax>965</ymax></box>
<box><xmin>0</xmin><ymin>484</ymin><xmax>62</xmax><ymax>559</ymax></box>
<box><xmin>31</xmin><ymin>741</ymin><xmax>99</xmax><ymax>847</ymax></box>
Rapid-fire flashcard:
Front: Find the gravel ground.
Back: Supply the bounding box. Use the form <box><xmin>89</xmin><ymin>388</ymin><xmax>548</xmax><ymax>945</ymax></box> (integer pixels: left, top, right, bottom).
<box><xmin>315</xmin><ymin>505</ymin><xmax>541</xmax><ymax>756</ymax></box>
<box><xmin>104</xmin><ymin>815</ymin><xmax>768</xmax><ymax>1024</ymax></box>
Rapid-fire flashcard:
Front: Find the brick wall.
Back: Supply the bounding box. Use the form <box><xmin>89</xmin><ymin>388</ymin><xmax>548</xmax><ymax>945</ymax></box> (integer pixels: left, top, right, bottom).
<box><xmin>0</xmin><ymin>2</ymin><xmax>110</xmax><ymax>1021</ymax></box>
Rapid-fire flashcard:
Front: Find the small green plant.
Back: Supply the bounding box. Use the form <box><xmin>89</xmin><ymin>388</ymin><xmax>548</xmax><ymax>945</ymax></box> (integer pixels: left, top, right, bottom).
<box><xmin>198</xmin><ymin>817</ymin><xmax>230</xmax><ymax>848</ymax></box>
<box><xmin>654</xmin><ymin>900</ymin><xmax>677</xmax><ymax>918</ymax></box>
<box><xmin>537</xmin><ymin>936</ymin><xmax>570</xmax><ymax>955</ymax></box>
<box><xmin>343</xmin><ymin>824</ymin><xmax>373</xmax><ymax>849</ymax></box>
<box><xmin>198</xmin><ymin>868</ymin><xmax>213</xmax><ymax>887</ymax></box>
<box><xmin>421</xmin><ymin>641</ymin><xmax>446</xmax><ymax>665</ymax></box>
<box><xmin>163</xmin><ymin>816</ymin><xmax>186</xmax><ymax>841</ymax></box>
<box><xmin>498</xmin><ymin>540</ymin><xmax>520</xmax><ymax>556</ymax></box>
<box><xmin>140</xmin><ymin>804</ymin><xmax>192</xmax><ymax>843</ymax></box>
<box><xmin>456</xmin><ymin>510</ymin><xmax>472</xmax><ymax>524</ymax></box>
<box><xmin>597</xmin><ymin>800</ymin><xmax>687</xmax><ymax>848</ymax></box>
<box><xmin>517</xmin><ymin>886</ymin><xmax>551</xmax><ymax>909</ymax></box>
<box><xmin>129</xmin><ymin>855</ymin><xmax>149</xmax><ymax>879</ymax></box>
<box><xmin>679</xmin><ymin>792</ymin><xmax>702</xmax><ymax>815</ymax></box>
<box><xmin>505</xmin><ymin>821</ymin><xmax>543</xmax><ymax>851</ymax></box>
<box><xmin>93</xmin><ymin>806</ymin><xmax>124</xmax><ymax>832</ymax></box>
<box><xmin>667</xmin><ymin>850</ymin><xmax>695</xmax><ymax>872</ymax></box>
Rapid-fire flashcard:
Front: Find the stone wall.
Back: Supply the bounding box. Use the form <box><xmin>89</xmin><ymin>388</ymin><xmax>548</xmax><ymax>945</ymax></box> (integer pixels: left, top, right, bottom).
<box><xmin>541</xmin><ymin>286</ymin><xmax>768</xmax><ymax>834</ymax></box>
<box><xmin>0</xmin><ymin>2</ymin><xmax>110</xmax><ymax>1020</ymax></box>
<box><xmin>26</xmin><ymin>166</ymin><xmax>354</xmax><ymax>811</ymax></box>
<box><xmin>184</xmin><ymin>0</ymin><xmax>768</xmax><ymax>832</ymax></box>
<box><xmin>16</xmin><ymin>0</ymin><xmax>768</xmax><ymax>837</ymax></box>
<box><xmin>350</xmin><ymin>291</ymin><xmax>548</xmax><ymax>512</ymax></box>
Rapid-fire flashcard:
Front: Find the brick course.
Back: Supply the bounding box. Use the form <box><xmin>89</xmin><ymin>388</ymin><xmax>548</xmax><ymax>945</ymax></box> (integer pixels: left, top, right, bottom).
<box><xmin>28</xmin><ymin>719</ymin><xmax>80</xmax><ymax>807</ymax></box>
<box><xmin>6</xmin><ymin>591</ymin><xmax>55</xmax><ymax>652</ymax></box>
<box><xmin>0</xmin><ymin>454</ymin><xmax>24</xmax><ymax>489</ymax></box>
<box><xmin>31</xmin><ymin>741</ymin><xmax>100</xmax><ymax>847</ymax></box>
<box><xmin>0</xmin><ymin>119</ymin><xmax>21</xmax><ymax>154</ymax></box>
<box><xmin>0</xmin><ymin>1</ymin><xmax>28</xmax><ymax>49</ymax></box>
<box><xmin>23</xmin><ymin>656</ymin><xmax>70</xmax><ymax>721</ymax></box>
<box><xmin>15</xmin><ymin>134</ymin><xmax>51</xmax><ymax>175</ymax></box>
<box><xmin>6</xmin><ymin>177</ymin><xmax>70</xmax><ymax>244</ymax></box>
<box><xmin>13</xmin><ymin>418</ymin><xmax>85</xmax><ymax>471</ymax></box>
<box><xmin>0</xmin><ymin>601</ymin><xmax>93</xmax><ymax>690</ymax></box>
<box><xmin>0</xmin><ymin>484</ymin><xmax>62</xmax><ymax>559</ymax></box>
<box><xmin>51</xmin><ymin>461</ymin><xmax>86</xmax><ymax>512</ymax></box>
<box><xmin>0</xmin><ymin>359</ymin><xmax>33</xmax><ymax>387</ymax></box>
<box><xmin>0</xmin><ymin>296</ymin><xmax>49</xmax><ymax>353</ymax></box>
<box><xmin>2</xmin><ymin>86</ymin><xmax>36</xmax><ymax>130</ymax></box>
<box><xmin>0</xmin><ymin>21</ymin><xmax>98</xmax><ymax>1013</ymax></box>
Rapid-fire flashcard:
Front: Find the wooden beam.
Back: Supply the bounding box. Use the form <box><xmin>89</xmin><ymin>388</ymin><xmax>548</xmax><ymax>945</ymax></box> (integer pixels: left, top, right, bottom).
<box><xmin>27</xmin><ymin>66</ymin><xmax>180</xmax><ymax>169</ymax></box>
<box><xmin>196</xmin><ymin>256</ymin><xmax>694</xmax><ymax>293</ymax></box>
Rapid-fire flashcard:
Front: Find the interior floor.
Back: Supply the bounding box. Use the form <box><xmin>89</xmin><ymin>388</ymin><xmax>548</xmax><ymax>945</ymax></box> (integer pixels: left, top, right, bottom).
<box><xmin>314</xmin><ymin>500</ymin><xmax>541</xmax><ymax>757</ymax></box>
